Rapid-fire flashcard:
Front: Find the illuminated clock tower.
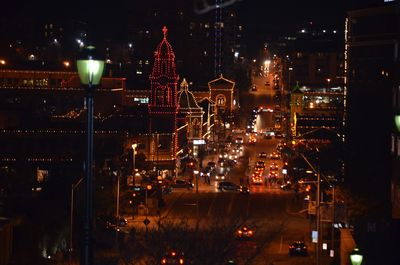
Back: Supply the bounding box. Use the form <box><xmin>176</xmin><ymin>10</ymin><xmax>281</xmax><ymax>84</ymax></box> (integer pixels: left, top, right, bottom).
<box><xmin>148</xmin><ymin>26</ymin><xmax>179</xmax><ymax>167</ymax></box>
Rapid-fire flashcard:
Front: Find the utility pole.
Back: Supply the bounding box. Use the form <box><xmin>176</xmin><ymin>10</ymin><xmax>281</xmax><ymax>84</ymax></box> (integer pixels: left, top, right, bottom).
<box><xmin>116</xmin><ymin>170</ymin><xmax>120</xmax><ymax>219</ymax></box>
<box><xmin>300</xmin><ymin>154</ymin><xmax>321</xmax><ymax>265</ymax></box>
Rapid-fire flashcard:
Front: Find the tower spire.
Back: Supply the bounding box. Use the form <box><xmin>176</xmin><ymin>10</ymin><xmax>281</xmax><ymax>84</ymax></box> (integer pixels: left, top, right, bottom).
<box><xmin>162</xmin><ymin>26</ymin><xmax>168</xmax><ymax>40</ymax></box>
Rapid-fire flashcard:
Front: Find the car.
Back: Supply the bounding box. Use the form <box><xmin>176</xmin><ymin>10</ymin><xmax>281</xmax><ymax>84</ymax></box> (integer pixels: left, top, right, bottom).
<box><xmin>270</xmin><ymin>152</ymin><xmax>280</xmax><ymax>160</ymax></box>
<box><xmin>235</xmin><ymin>137</ymin><xmax>244</xmax><ymax>144</ymax></box>
<box><xmin>268</xmin><ymin>171</ymin><xmax>278</xmax><ymax>178</ymax></box>
<box><xmin>207</xmin><ymin>161</ymin><xmax>216</xmax><ymax>170</ymax></box>
<box><xmin>270</xmin><ymin>163</ymin><xmax>278</xmax><ymax>171</ymax></box>
<box><xmin>225</xmin><ymin>159</ymin><xmax>237</xmax><ymax>167</ymax></box>
<box><xmin>254</xmin><ymin>165</ymin><xmax>264</xmax><ymax>173</ymax></box>
<box><xmin>280</xmin><ymin>181</ymin><xmax>293</xmax><ymax>191</ymax></box>
<box><xmin>258</xmin><ymin>152</ymin><xmax>267</xmax><ymax>159</ymax></box>
<box><xmin>289</xmin><ymin>241</ymin><xmax>308</xmax><ymax>256</ymax></box>
<box><xmin>172</xmin><ymin>179</ymin><xmax>194</xmax><ymax>189</ymax></box>
<box><xmin>251</xmin><ymin>174</ymin><xmax>263</xmax><ymax>185</ymax></box>
<box><xmin>248</xmin><ymin>136</ymin><xmax>257</xmax><ymax>145</ymax></box>
<box><xmin>218</xmin><ymin>181</ymin><xmax>240</xmax><ymax>191</ymax></box>
<box><xmin>264</xmin><ymin>133</ymin><xmax>273</xmax><ymax>140</ymax></box>
<box><xmin>97</xmin><ymin>214</ymin><xmax>128</xmax><ymax>231</ymax></box>
<box><xmin>215</xmin><ymin>173</ymin><xmax>226</xmax><ymax>181</ymax></box>
<box><xmin>161</xmin><ymin>251</ymin><xmax>185</xmax><ymax>264</ymax></box>
<box><xmin>236</xmin><ymin>225</ymin><xmax>254</xmax><ymax>240</ymax></box>
<box><xmin>257</xmin><ymin>161</ymin><xmax>265</xmax><ymax>167</ymax></box>
<box><xmin>239</xmin><ymin>186</ymin><xmax>250</xmax><ymax>194</ymax></box>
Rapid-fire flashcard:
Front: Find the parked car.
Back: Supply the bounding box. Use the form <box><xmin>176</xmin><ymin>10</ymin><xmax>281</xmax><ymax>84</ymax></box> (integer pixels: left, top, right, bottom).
<box><xmin>289</xmin><ymin>241</ymin><xmax>308</xmax><ymax>256</ymax></box>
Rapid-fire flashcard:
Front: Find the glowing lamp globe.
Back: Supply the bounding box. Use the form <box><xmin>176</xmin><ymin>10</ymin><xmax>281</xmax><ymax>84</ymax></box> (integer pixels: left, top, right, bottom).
<box><xmin>76</xmin><ymin>45</ymin><xmax>105</xmax><ymax>87</ymax></box>
<box><xmin>395</xmin><ymin>115</ymin><xmax>400</xmax><ymax>132</ymax></box>
<box><xmin>350</xmin><ymin>248</ymin><xmax>363</xmax><ymax>265</ymax></box>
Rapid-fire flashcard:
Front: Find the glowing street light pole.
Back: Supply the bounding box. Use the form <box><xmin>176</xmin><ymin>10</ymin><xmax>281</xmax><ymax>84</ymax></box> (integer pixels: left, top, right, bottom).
<box><xmin>132</xmin><ymin>143</ymin><xmax>137</xmax><ymax>175</ymax></box>
<box><xmin>193</xmin><ymin>170</ymin><xmax>200</xmax><ymax>229</ymax></box>
<box><xmin>77</xmin><ymin>45</ymin><xmax>105</xmax><ymax>265</ymax></box>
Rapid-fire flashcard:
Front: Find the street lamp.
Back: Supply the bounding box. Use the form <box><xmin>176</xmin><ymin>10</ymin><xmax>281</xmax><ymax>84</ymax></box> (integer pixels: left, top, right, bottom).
<box><xmin>350</xmin><ymin>248</ymin><xmax>363</xmax><ymax>265</ymax></box>
<box><xmin>77</xmin><ymin>45</ymin><xmax>105</xmax><ymax>265</ymax></box>
<box><xmin>193</xmin><ymin>170</ymin><xmax>200</xmax><ymax>230</ymax></box>
<box><xmin>394</xmin><ymin>114</ymin><xmax>400</xmax><ymax>132</ymax></box>
<box><xmin>132</xmin><ymin>143</ymin><xmax>137</xmax><ymax>175</ymax></box>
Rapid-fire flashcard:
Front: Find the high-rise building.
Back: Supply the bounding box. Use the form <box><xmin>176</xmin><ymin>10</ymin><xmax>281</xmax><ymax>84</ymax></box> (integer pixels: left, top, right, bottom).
<box><xmin>345</xmin><ymin>2</ymin><xmax>400</xmax><ymax>264</ymax></box>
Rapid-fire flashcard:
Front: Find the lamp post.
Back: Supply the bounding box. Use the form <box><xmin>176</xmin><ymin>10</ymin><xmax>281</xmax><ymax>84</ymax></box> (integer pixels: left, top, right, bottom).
<box><xmin>69</xmin><ymin>177</ymin><xmax>83</xmax><ymax>265</ymax></box>
<box><xmin>132</xmin><ymin>143</ymin><xmax>137</xmax><ymax>175</ymax></box>
<box><xmin>77</xmin><ymin>45</ymin><xmax>105</xmax><ymax>265</ymax></box>
<box><xmin>350</xmin><ymin>248</ymin><xmax>363</xmax><ymax>265</ymax></box>
<box><xmin>193</xmin><ymin>169</ymin><xmax>200</xmax><ymax>231</ymax></box>
<box><xmin>299</xmin><ymin>153</ymin><xmax>321</xmax><ymax>265</ymax></box>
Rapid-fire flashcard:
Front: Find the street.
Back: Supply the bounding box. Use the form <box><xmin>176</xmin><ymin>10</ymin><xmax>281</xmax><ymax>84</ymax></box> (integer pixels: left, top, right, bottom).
<box><xmin>127</xmin><ymin>72</ymin><xmax>316</xmax><ymax>265</ymax></box>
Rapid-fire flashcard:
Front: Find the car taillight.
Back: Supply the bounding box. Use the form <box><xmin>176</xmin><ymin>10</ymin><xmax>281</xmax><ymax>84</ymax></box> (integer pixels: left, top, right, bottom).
<box><xmin>238</xmin><ymin>230</ymin><xmax>243</xmax><ymax>234</ymax></box>
<box><xmin>248</xmin><ymin>230</ymin><xmax>253</xmax><ymax>235</ymax></box>
<box><xmin>161</xmin><ymin>258</ymin><xmax>167</xmax><ymax>264</ymax></box>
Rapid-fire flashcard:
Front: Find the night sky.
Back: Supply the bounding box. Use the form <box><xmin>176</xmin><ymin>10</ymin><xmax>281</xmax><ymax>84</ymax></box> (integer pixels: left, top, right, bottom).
<box><xmin>0</xmin><ymin>0</ymin><xmax>386</xmax><ymax>45</ymax></box>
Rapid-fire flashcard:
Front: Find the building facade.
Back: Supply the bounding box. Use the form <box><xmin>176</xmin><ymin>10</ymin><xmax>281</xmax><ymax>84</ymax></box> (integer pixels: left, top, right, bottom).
<box><xmin>345</xmin><ymin>2</ymin><xmax>400</xmax><ymax>264</ymax></box>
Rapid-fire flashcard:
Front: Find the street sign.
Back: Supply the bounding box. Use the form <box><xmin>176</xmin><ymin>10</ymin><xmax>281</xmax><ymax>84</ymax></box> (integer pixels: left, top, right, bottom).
<box><xmin>312</xmin><ymin>230</ymin><xmax>318</xmax><ymax>243</ymax></box>
<box><xmin>143</xmin><ymin>218</ymin><xmax>150</xmax><ymax>226</ymax></box>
